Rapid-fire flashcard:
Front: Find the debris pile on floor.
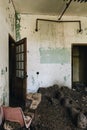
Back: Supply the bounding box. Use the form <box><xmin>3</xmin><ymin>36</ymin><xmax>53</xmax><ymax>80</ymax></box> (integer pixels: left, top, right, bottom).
<box><xmin>0</xmin><ymin>84</ymin><xmax>87</xmax><ymax>130</ymax></box>
<box><xmin>26</xmin><ymin>93</ymin><xmax>41</xmax><ymax>110</ymax></box>
<box><xmin>30</xmin><ymin>84</ymin><xmax>87</xmax><ymax>130</ymax></box>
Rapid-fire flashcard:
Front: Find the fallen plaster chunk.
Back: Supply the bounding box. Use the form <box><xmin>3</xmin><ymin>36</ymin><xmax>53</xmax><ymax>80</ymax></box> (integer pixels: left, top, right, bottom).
<box><xmin>77</xmin><ymin>112</ymin><xmax>87</xmax><ymax>129</ymax></box>
<box><xmin>27</xmin><ymin>93</ymin><xmax>42</xmax><ymax>110</ymax></box>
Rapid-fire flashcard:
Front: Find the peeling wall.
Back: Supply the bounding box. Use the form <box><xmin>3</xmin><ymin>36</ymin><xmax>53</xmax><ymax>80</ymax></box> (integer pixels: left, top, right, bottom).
<box><xmin>0</xmin><ymin>0</ymin><xmax>15</xmax><ymax>105</ymax></box>
<box><xmin>19</xmin><ymin>14</ymin><xmax>87</xmax><ymax>92</ymax></box>
<box><xmin>15</xmin><ymin>12</ymin><xmax>21</xmax><ymax>41</ymax></box>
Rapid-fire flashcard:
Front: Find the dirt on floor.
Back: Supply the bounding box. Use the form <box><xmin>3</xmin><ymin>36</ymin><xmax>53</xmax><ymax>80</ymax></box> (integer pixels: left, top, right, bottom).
<box><xmin>29</xmin><ymin>84</ymin><xmax>87</xmax><ymax>130</ymax></box>
<box><xmin>1</xmin><ymin>83</ymin><xmax>87</xmax><ymax>130</ymax></box>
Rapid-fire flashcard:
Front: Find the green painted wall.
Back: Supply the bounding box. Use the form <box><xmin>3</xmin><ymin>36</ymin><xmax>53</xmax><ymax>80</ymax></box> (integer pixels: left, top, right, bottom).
<box><xmin>39</xmin><ymin>48</ymin><xmax>70</xmax><ymax>64</ymax></box>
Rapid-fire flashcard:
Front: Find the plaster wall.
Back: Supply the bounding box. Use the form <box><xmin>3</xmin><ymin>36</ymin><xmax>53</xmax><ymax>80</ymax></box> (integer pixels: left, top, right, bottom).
<box><xmin>0</xmin><ymin>0</ymin><xmax>15</xmax><ymax>105</ymax></box>
<box><xmin>19</xmin><ymin>14</ymin><xmax>87</xmax><ymax>92</ymax></box>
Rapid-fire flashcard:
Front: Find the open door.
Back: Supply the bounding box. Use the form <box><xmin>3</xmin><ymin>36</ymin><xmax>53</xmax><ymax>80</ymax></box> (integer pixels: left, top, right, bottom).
<box><xmin>15</xmin><ymin>38</ymin><xmax>27</xmax><ymax>107</ymax></box>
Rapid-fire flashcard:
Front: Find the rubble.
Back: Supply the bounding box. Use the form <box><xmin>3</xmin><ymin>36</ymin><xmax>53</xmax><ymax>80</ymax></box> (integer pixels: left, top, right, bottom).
<box><xmin>31</xmin><ymin>84</ymin><xmax>87</xmax><ymax>130</ymax></box>
<box><xmin>26</xmin><ymin>93</ymin><xmax>41</xmax><ymax>110</ymax></box>
<box><xmin>77</xmin><ymin>112</ymin><xmax>87</xmax><ymax>129</ymax></box>
<box><xmin>4</xmin><ymin>120</ymin><xmax>21</xmax><ymax>130</ymax></box>
<box><xmin>0</xmin><ymin>83</ymin><xmax>87</xmax><ymax>130</ymax></box>
<box><xmin>56</xmin><ymin>86</ymin><xmax>87</xmax><ymax>129</ymax></box>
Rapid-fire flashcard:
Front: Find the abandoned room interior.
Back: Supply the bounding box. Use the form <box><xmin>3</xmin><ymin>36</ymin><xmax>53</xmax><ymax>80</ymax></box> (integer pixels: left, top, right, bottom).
<box><xmin>0</xmin><ymin>0</ymin><xmax>87</xmax><ymax>129</ymax></box>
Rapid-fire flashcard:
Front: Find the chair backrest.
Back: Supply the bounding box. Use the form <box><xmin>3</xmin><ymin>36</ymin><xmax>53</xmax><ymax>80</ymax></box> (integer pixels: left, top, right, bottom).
<box><xmin>3</xmin><ymin>106</ymin><xmax>24</xmax><ymax>127</ymax></box>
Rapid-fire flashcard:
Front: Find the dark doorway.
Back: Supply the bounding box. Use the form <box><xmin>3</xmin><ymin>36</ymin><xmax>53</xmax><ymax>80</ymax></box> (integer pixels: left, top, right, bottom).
<box><xmin>72</xmin><ymin>44</ymin><xmax>87</xmax><ymax>87</ymax></box>
<box><xmin>9</xmin><ymin>35</ymin><xmax>16</xmax><ymax>105</ymax></box>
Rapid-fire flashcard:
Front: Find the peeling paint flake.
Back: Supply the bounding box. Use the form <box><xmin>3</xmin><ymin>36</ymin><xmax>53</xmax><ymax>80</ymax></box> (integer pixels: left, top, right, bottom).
<box><xmin>15</xmin><ymin>12</ymin><xmax>21</xmax><ymax>40</ymax></box>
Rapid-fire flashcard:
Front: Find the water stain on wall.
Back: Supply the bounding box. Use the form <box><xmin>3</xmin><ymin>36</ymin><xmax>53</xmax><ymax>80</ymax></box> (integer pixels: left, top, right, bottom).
<box><xmin>39</xmin><ymin>48</ymin><xmax>70</xmax><ymax>64</ymax></box>
<box><xmin>64</xmin><ymin>76</ymin><xmax>67</xmax><ymax>82</ymax></box>
<box><xmin>32</xmin><ymin>76</ymin><xmax>35</xmax><ymax>85</ymax></box>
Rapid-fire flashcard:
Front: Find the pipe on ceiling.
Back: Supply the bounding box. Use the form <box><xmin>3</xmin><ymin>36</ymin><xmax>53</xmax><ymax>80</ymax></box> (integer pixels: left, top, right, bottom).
<box><xmin>58</xmin><ymin>0</ymin><xmax>73</xmax><ymax>20</ymax></box>
<box><xmin>35</xmin><ymin>18</ymin><xmax>82</xmax><ymax>32</ymax></box>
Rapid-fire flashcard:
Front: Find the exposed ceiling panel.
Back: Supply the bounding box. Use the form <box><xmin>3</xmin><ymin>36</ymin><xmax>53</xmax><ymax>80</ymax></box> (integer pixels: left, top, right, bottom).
<box><xmin>12</xmin><ymin>0</ymin><xmax>87</xmax><ymax>16</ymax></box>
<box><xmin>65</xmin><ymin>1</ymin><xmax>87</xmax><ymax>16</ymax></box>
<box><xmin>12</xmin><ymin>0</ymin><xmax>66</xmax><ymax>15</ymax></box>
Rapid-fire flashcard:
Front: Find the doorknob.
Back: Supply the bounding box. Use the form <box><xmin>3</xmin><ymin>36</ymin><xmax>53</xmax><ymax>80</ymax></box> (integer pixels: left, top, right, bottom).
<box><xmin>21</xmin><ymin>73</ymin><xmax>28</xmax><ymax>79</ymax></box>
<box><xmin>24</xmin><ymin>73</ymin><xmax>28</xmax><ymax>79</ymax></box>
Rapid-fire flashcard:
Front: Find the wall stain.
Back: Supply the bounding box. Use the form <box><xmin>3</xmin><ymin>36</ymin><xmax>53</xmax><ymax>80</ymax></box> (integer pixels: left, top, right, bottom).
<box><xmin>6</xmin><ymin>6</ymin><xmax>15</xmax><ymax>33</ymax></box>
<box><xmin>84</xmin><ymin>28</ymin><xmax>87</xmax><ymax>30</ymax></box>
<box><xmin>32</xmin><ymin>76</ymin><xmax>35</xmax><ymax>85</ymax></box>
<box><xmin>64</xmin><ymin>76</ymin><xmax>67</xmax><ymax>82</ymax></box>
<box><xmin>15</xmin><ymin>12</ymin><xmax>21</xmax><ymax>40</ymax></box>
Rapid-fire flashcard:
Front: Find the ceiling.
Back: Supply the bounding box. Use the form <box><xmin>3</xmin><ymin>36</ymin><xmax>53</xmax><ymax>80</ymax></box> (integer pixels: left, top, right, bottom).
<box><xmin>12</xmin><ymin>0</ymin><xmax>87</xmax><ymax>17</ymax></box>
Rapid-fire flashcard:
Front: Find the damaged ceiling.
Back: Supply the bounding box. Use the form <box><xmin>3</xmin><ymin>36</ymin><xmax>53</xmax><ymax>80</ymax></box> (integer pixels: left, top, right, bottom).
<box><xmin>12</xmin><ymin>0</ymin><xmax>87</xmax><ymax>17</ymax></box>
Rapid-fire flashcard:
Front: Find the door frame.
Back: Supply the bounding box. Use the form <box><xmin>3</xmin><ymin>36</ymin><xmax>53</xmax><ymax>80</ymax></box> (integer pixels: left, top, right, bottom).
<box><xmin>71</xmin><ymin>43</ymin><xmax>87</xmax><ymax>88</ymax></box>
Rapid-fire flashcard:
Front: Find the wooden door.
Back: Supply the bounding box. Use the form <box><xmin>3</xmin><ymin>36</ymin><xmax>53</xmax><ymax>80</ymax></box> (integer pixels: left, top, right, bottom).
<box><xmin>15</xmin><ymin>38</ymin><xmax>27</xmax><ymax>106</ymax></box>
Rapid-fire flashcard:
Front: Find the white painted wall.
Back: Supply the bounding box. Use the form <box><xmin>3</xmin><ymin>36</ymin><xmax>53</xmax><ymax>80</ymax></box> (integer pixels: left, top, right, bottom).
<box><xmin>19</xmin><ymin>14</ymin><xmax>87</xmax><ymax>93</ymax></box>
<box><xmin>0</xmin><ymin>0</ymin><xmax>15</xmax><ymax>105</ymax></box>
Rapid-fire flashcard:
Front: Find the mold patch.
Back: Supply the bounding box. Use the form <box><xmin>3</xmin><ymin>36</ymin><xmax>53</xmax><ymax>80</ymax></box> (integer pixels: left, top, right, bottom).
<box><xmin>15</xmin><ymin>12</ymin><xmax>21</xmax><ymax>40</ymax></box>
